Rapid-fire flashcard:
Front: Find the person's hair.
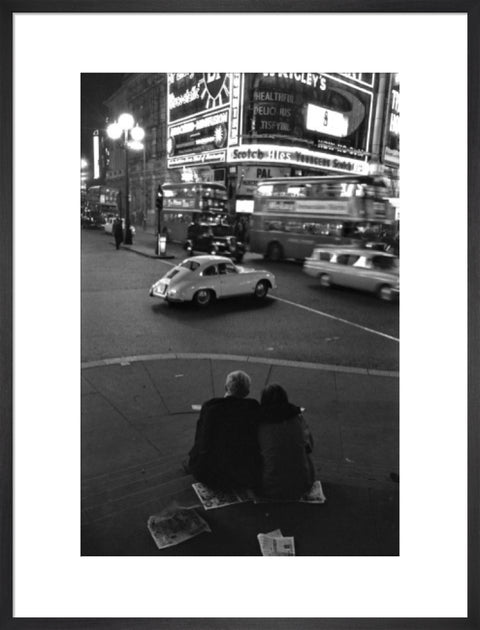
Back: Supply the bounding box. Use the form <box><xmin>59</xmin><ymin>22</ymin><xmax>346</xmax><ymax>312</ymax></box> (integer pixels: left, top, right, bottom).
<box><xmin>261</xmin><ymin>383</ymin><xmax>289</xmax><ymax>406</ymax></box>
<box><xmin>225</xmin><ymin>370</ymin><xmax>251</xmax><ymax>398</ymax></box>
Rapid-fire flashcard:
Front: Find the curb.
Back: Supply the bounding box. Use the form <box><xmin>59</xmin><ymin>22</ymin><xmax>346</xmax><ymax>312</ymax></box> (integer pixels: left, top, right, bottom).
<box><xmin>111</xmin><ymin>241</ymin><xmax>177</xmax><ymax>260</ymax></box>
<box><xmin>81</xmin><ymin>352</ymin><xmax>399</xmax><ymax>378</ymax></box>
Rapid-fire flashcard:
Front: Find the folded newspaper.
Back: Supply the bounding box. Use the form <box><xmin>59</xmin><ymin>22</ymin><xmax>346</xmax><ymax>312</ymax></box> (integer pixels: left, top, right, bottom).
<box><xmin>257</xmin><ymin>529</ymin><xmax>296</xmax><ymax>556</ymax></box>
<box><xmin>254</xmin><ymin>480</ymin><xmax>327</xmax><ymax>504</ymax></box>
<box><xmin>147</xmin><ymin>506</ymin><xmax>211</xmax><ymax>550</ymax></box>
<box><xmin>192</xmin><ymin>482</ymin><xmax>254</xmax><ymax>510</ymax></box>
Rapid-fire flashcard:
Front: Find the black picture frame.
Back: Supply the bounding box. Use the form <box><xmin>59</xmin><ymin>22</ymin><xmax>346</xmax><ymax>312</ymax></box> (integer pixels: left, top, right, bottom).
<box><xmin>1</xmin><ymin>2</ymin><xmax>478</xmax><ymax>629</ymax></box>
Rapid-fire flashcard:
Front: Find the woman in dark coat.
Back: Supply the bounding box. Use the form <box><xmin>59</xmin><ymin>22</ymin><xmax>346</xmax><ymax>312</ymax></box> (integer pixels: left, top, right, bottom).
<box><xmin>257</xmin><ymin>384</ymin><xmax>315</xmax><ymax>500</ymax></box>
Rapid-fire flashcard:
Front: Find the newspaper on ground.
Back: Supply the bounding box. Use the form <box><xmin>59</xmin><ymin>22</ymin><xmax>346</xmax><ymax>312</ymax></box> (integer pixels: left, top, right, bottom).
<box><xmin>257</xmin><ymin>529</ymin><xmax>296</xmax><ymax>556</ymax></box>
<box><xmin>192</xmin><ymin>482</ymin><xmax>254</xmax><ymax>510</ymax></box>
<box><xmin>254</xmin><ymin>480</ymin><xmax>327</xmax><ymax>504</ymax></box>
<box><xmin>147</xmin><ymin>505</ymin><xmax>211</xmax><ymax>550</ymax></box>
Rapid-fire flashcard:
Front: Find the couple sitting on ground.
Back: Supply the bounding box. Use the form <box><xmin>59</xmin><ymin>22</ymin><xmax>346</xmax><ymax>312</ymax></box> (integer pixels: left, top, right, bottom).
<box><xmin>187</xmin><ymin>370</ymin><xmax>315</xmax><ymax>501</ymax></box>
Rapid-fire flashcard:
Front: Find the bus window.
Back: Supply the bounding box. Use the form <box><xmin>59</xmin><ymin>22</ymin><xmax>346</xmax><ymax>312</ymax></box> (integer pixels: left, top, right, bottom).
<box><xmin>285</xmin><ymin>221</ymin><xmax>302</xmax><ymax>233</ymax></box>
<box><xmin>264</xmin><ymin>219</ymin><xmax>284</xmax><ymax>231</ymax></box>
<box><xmin>286</xmin><ymin>185</ymin><xmax>308</xmax><ymax>197</ymax></box>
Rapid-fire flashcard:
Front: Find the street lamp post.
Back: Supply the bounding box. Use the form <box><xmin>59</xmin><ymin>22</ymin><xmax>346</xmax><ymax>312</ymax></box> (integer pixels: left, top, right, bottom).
<box><xmin>142</xmin><ymin>144</ymin><xmax>146</xmax><ymax>229</ymax></box>
<box><xmin>107</xmin><ymin>113</ymin><xmax>145</xmax><ymax>245</ymax></box>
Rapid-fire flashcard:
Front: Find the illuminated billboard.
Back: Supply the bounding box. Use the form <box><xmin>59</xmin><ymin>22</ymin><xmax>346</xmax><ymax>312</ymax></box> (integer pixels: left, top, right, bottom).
<box><xmin>242</xmin><ymin>73</ymin><xmax>374</xmax><ymax>164</ymax></box>
<box><xmin>383</xmin><ymin>73</ymin><xmax>400</xmax><ymax>167</ymax></box>
<box><xmin>167</xmin><ymin>73</ymin><xmax>377</xmax><ymax>175</ymax></box>
<box><xmin>167</xmin><ymin>73</ymin><xmax>231</xmax><ymax>167</ymax></box>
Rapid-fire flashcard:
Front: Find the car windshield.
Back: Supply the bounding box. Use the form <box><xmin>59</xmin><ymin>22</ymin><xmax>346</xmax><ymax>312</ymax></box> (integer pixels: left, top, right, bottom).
<box><xmin>179</xmin><ymin>260</ymin><xmax>201</xmax><ymax>271</ymax></box>
<box><xmin>212</xmin><ymin>225</ymin><xmax>233</xmax><ymax>237</ymax></box>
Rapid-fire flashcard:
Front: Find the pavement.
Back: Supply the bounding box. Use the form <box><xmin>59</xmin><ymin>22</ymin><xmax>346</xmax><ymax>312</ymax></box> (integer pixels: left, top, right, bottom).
<box><xmin>119</xmin><ymin>225</ymin><xmax>180</xmax><ymax>260</ymax></box>
<box><xmin>81</xmin><ymin>227</ymin><xmax>399</xmax><ymax>556</ymax></box>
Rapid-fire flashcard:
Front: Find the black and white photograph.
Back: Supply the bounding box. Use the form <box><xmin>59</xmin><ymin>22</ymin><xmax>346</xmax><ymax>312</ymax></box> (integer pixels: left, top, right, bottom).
<box><xmin>80</xmin><ymin>71</ymin><xmax>400</xmax><ymax>557</ymax></box>
<box><xmin>5</xmin><ymin>8</ymin><xmax>476</xmax><ymax>626</ymax></box>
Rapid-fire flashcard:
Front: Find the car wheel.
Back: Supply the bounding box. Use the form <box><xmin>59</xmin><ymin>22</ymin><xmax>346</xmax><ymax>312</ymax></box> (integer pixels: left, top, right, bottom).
<box><xmin>266</xmin><ymin>242</ymin><xmax>283</xmax><ymax>262</ymax></box>
<box><xmin>254</xmin><ymin>280</ymin><xmax>269</xmax><ymax>299</ymax></box>
<box><xmin>319</xmin><ymin>273</ymin><xmax>331</xmax><ymax>288</ymax></box>
<box><xmin>378</xmin><ymin>284</ymin><xmax>394</xmax><ymax>301</ymax></box>
<box><xmin>193</xmin><ymin>289</ymin><xmax>213</xmax><ymax>307</ymax></box>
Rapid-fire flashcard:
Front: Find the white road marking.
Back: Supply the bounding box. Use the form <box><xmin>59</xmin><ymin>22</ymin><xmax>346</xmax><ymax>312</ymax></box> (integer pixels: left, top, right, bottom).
<box><xmin>157</xmin><ymin>259</ymin><xmax>176</xmax><ymax>267</ymax></box>
<box><xmin>271</xmin><ymin>295</ymin><xmax>399</xmax><ymax>342</ymax></box>
<box><xmin>152</xmin><ymin>259</ymin><xmax>399</xmax><ymax>343</ymax></box>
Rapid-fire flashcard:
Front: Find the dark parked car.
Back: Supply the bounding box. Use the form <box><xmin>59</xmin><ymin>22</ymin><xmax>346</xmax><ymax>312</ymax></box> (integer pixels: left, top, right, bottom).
<box><xmin>81</xmin><ymin>210</ymin><xmax>105</xmax><ymax>229</ymax></box>
<box><xmin>184</xmin><ymin>222</ymin><xmax>245</xmax><ymax>263</ymax></box>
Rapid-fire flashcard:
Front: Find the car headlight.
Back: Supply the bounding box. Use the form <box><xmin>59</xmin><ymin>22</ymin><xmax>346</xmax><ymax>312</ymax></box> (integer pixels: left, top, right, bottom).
<box><xmin>167</xmin><ymin>288</ymin><xmax>177</xmax><ymax>296</ymax></box>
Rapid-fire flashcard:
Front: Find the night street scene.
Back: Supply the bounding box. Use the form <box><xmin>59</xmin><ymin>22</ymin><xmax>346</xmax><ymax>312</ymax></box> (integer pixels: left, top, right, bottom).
<box><xmin>81</xmin><ymin>72</ymin><xmax>400</xmax><ymax>556</ymax></box>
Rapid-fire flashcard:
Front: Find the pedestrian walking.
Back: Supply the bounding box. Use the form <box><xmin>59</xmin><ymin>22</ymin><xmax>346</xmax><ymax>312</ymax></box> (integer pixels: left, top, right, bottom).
<box><xmin>113</xmin><ymin>217</ymin><xmax>123</xmax><ymax>250</ymax></box>
<box><xmin>234</xmin><ymin>218</ymin><xmax>245</xmax><ymax>241</ymax></box>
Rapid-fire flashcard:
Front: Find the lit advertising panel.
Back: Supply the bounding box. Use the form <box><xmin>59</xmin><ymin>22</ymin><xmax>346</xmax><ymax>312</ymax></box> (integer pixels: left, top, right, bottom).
<box><xmin>241</xmin><ymin>73</ymin><xmax>374</xmax><ymax>168</ymax></box>
<box><xmin>167</xmin><ymin>73</ymin><xmax>231</xmax><ymax>123</ymax></box>
<box><xmin>226</xmin><ymin>144</ymin><xmax>369</xmax><ymax>174</ymax></box>
<box><xmin>93</xmin><ymin>130</ymin><xmax>100</xmax><ymax>180</ymax></box>
<box><xmin>338</xmin><ymin>73</ymin><xmax>375</xmax><ymax>87</ymax></box>
<box><xmin>383</xmin><ymin>73</ymin><xmax>400</xmax><ymax>167</ymax></box>
<box><xmin>167</xmin><ymin>73</ymin><xmax>376</xmax><ymax>174</ymax></box>
<box><xmin>236</xmin><ymin>165</ymin><xmax>291</xmax><ymax>195</ymax></box>
<box><xmin>167</xmin><ymin>73</ymin><xmax>231</xmax><ymax>167</ymax></box>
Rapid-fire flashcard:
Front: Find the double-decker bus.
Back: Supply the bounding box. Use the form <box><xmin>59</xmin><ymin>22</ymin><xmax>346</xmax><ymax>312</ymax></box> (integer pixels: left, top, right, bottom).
<box><xmin>83</xmin><ymin>185</ymin><xmax>119</xmax><ymax>227</ymax></box>
<box><xmin>250</xmin><ymin>175</ymin><xmax>396</xmax><ymax>261</ymax></box>
<box><xmin>160</xmin><ymin>182</ymin><xmax>228</xmax><ymax>243</ymax></box>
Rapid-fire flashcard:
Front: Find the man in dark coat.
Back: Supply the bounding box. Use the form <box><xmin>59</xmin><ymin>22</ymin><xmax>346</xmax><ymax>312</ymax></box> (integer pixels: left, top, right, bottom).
<box><xmin>113</xmin><ymin>217</ymin><xmax>124</xmax><ymax>249</ymax></box>
<box><xmin>188</xmin><ymin>371</ymin><xmax>261</xmax><ymax>490</ymax></box>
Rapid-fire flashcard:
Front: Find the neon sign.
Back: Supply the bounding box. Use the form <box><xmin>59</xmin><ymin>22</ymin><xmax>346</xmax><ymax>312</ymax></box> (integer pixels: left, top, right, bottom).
<box><xmin>168</xmin><ymin>73</ymin><xmax>231</xmax><ymax>123</ymax></box>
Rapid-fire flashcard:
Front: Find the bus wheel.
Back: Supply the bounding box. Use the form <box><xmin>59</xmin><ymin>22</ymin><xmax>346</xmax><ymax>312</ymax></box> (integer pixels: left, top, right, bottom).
<box><xmin>378</xmin><ymin>284</ymin><xmax>394</xmax><ymax>301</ymax></box>
<box><xmin>193</xmin><ymin>289</ymin><xmax>214</xmax><ymax>307</ymax></box>
<box><xmin>319</xmin><ymin>274</ymin><xmax>331</xmax><ymax>288</ymax></box>
<box><xmin>267</xmin><ymin>242</ymin><xmax>283</xmax><ymax>262</ymax></box>
<box><xmin>254</xmin><ymin>280</ymin><xmax>269</xmax><ymax>299</ymax></box>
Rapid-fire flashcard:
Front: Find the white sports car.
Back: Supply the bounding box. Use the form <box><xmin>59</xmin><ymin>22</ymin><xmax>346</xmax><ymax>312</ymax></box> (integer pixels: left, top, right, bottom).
<box><xmin>149</xmin><ymin>255</ymin><xmax>277</xmax><ymax>306</ymax></box>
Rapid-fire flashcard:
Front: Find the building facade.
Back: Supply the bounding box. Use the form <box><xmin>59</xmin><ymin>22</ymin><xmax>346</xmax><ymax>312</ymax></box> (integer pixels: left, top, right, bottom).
<box><xmin>103</xmin><ymin>73</ymin><xmax>399</xmax><ymax>224</ymax></box>
<box><xmin>104</xmin><ymin>74</ymin><xmax>173</xmax><ymax>227</ymax></box>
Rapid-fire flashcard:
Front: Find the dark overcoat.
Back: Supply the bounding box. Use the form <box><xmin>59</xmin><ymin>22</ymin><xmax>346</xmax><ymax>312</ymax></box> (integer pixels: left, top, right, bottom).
<box><xmin>257</xmin><ymin>402</ymin><xmax>315</xmax><ymax>500</ymax></box>
<box><xmin>188</xmin><ymin>396</ymin><xmax>261</xmax><ymax>490</ymax></box>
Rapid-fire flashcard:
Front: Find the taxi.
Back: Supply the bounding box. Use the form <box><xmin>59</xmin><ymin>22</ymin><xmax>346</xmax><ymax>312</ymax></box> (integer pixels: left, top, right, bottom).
<box><xmin>303</xmin><ymin>247</ymin><xmax>399</xmax><ymax>301</ymax></box>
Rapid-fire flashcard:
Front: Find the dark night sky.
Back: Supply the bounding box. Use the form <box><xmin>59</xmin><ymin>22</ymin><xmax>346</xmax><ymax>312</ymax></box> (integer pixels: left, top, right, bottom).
<box><xmin>81</xmin><ymin>73</ymin><xmax>124</xmax><ymax>163</ymax></box>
